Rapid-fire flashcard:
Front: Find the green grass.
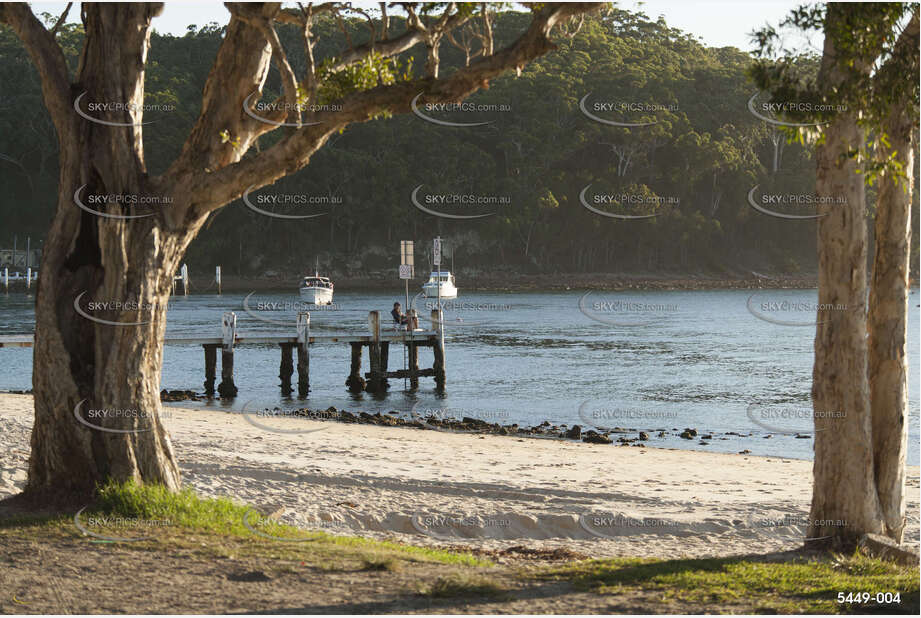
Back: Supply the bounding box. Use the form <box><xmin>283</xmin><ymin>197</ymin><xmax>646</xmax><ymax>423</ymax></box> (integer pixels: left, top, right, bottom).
<box><xmin>539</xmin><ymin>552</ymin><xmax>920</xmax><ymax>613</ymax></box>
<box><xmin>3</xmin><ymin>480</ymin><xmax>489</xmax><ymax>569</ymax></box>
<box><xmin>5</xmin><ymin>481</ymin><xmax>918</xmax><ymax>613</ymax></box>
<box><xmin>95</xmin><ymin>479</ymin><xmax>270</xmax><ymax>536</ymax></box>
<box><xmin>100</xmin><ymin>480</ymin><xmax>488</xmax><ymax>565</ymax></box>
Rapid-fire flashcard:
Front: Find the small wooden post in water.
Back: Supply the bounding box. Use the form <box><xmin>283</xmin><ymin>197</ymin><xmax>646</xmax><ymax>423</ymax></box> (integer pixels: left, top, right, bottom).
<box><xmin>278</xmin><ymin>343</ymin><xmax>294</xmax><ymax>396</ymax></box>
<box><xmin>366</xmin><ymin>310</ymin><xmax>383</xmax><ymax>391</ymax></box>
<box><xmin>25</xmin><ymin>267</ymin><xmax>31</xmax><ymax>290</ymax></box>
<box><xmin>203</xmin><ymin>344</ymin><xmax>217</xmax><ymax>397</ymax></box>
<box><xmin>431</xmin><ymin>308</ymin><xmax>446</xmax><ymax>389</ymax></box>
<box><xmin>346</xmin><ymin>342</ymin><xmax>365</xmax><ymax>391</ymax></box>
<box><xmin>379</xmin><ymin>341</ymin><xmax>390</xmax><ymax>390</ymax></box>
<box><xmin>296</xmin><ymin>311</ymin><xmax>310</xmax><ymax>397</ymax></box>
<box><xmin>408</xmin><ymin>342</ymin><xmax>420</xmax><ymax>388</ymax></box>
<box><xmin>407</xmin><ymin>308</ymin><xmax>419</xmax><ymax>388</ymax></box>
<box><xmin>215</xmin><ymin>265</ymin><xmax>222</xmax><ymax>295</ymax></box>
<box><xmin>218</xmin><ymin>311</ymin><xmax>238</xmax><ymax>398</ymax></box>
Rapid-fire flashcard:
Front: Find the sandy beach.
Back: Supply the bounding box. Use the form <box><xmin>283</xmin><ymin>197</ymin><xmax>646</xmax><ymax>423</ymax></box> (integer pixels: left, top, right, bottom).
<box><xmin>1</xmin><ymin>393</ymin><xmax>918</xmax><ymax>559</ymax></box>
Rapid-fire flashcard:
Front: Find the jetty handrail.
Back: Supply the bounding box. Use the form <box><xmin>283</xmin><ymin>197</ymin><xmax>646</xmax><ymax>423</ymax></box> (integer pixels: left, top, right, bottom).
<box><xmin>0</xmin><ymin>330</ymin><xmax>439</xmax><ymax>348</ymax></box>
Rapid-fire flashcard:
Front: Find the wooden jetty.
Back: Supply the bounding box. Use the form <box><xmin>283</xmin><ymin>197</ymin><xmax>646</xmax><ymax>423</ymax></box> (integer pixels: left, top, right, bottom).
<box><xmin>0</xmin><ymin>309</ymin><xmax>447</xmax><ymax>397</ymax></box>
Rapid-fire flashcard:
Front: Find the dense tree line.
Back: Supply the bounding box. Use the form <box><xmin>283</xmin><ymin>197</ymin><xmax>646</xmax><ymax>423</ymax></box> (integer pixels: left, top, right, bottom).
<box><xmin>0</xmin><ymin>8</ymin><xmax>916</xmax><ymax>278</ymax></box>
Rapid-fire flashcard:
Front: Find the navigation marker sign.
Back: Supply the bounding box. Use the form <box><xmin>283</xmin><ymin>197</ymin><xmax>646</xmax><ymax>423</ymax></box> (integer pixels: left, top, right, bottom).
<box><xmin>400</xmin><ymin>240</ymin><xmax>414</xmax><ymax>279</ymax></box>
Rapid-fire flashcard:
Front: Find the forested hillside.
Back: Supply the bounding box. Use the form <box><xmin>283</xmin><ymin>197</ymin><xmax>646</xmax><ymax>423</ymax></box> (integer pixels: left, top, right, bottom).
<box><xmin>1</xmin><ymin>8</ymin><xmax>916</xmax><ymax>280</ymax></box>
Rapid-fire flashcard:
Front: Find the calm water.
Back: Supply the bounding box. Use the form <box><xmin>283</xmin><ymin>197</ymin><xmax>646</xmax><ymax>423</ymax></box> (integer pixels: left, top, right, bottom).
<box><xmin>1</xmin><ymin>287</ymin><xmax>918</xmax><ymax>464</ymax></box>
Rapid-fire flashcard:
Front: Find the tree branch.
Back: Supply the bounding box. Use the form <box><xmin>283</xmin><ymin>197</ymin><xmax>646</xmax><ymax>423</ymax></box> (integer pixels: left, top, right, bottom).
<box><xmin>50</xmin><ymin>2</ymin><xmax>73</xmax><ymax>36</ymax></box>
<box><xmin>167</xmin><ymin>4</ymin><xmax>278</xmax><ymax>178</ymax></box>
<box><xmin>298</xmin><ymin>2</ymin><xmax>319</xmax><ymax>104</ymax></box>
<box><xmin>380</xmin><ymin>2</ymin><xmax>389</xmax><ymax>41</ymax></box>
<box><xmin>239</xmin><ymin>10</ymin><xmax>302</xmax><ymax>127</ymax></box>
<box><xmin>0</xmin><ymin>3</ymin><xmax>72</xmax><ymax>136</ymax></box>
<box><xmin>872</xmin><ymin>10</ymin><xmax>919</xmax><ymax>101</ymax></box>
<box><xmin>323</xmin><ymin>8</ymin><xmax>471</xmax><ymax>73</ymax></box>
<box><xmin>351</xmin><ymin>6</ymin><xmax>377</xmax><ymax>50</ymax></box>
<box><xmin>186</xmin><ymin>3</ymin><xmax>603</xmax><ymax>213</ymax></box>
<box><xmin>276</xmin><ymin>2</ymin><xmax>337</xmax><ymax>25</ymax></box>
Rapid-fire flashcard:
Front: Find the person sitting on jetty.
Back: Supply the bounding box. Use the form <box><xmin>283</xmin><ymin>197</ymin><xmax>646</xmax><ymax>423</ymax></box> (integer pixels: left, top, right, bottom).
<box><xmin>391</xmin><ymin>302</ymin><xmax>408</xmax><ymax>327</ymax></box>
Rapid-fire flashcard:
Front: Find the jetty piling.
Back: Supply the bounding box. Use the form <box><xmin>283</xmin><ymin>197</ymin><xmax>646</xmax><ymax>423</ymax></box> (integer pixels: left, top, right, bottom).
<box><xmin>432</xmin><ymin>309</ymin><xmax>446</xmax><ymax>389</ymax></box>
<box><xmin>380</xmin><ymin>341</ymin><xmax>390</xmax><ymax>387</ymax></box>
<box><xmin>296</xmin><ymin>311</ymin><xmax>310</xmax><ymax>397</ymax></box>
<box><xmin>218</xmin><ymin>311</ymin><xmax>238</xmax><ymax>398</ymax></box>
<box><xmin>366</xmin><ymin>310</ymin><xmax>388</xmax><ymax>392</ymax></box>
<box><xmin>278</xmin><ymin>342</ymin><xmax>294</xmax><ymax>396</ymax></box>
<box><xmin>347</xmin><ymin>342</ymin><xmax>366</xmax><ymax>392</ymax></box>
<box><xmin>407</xmin><ymin>309</ymin><xmax>420</xmax><ymax>389</ymax></box>
<box><xmin>203</xmin><ymin>344</ymin><xmax>217</xmax><ymax>396</ymax></box>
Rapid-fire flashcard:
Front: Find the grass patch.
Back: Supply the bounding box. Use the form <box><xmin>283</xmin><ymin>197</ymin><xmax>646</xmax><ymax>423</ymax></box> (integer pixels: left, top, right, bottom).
<box><xmin>539</xmin><ymin>552</ymin><xmax>920</xmax><ymax>613</ymax></box>
<box><xmin>31</xmin><ymin>480</ymin><xmax>490</xmax><ymax>569</ymax></box>
<box><xmin>95</xmin><ymin>479</ymin><xmax>293</xmax><ymax>538</ymax></box>
<box><xmin>419</xmin><ymin>572</ymin><xmax>510</xmax><ymax>599</ymax></box>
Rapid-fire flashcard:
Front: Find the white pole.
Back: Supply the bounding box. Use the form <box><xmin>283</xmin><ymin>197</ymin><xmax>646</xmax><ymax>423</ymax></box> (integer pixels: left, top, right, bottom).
<box><xmin>434</xmin><ymin>238</ymin><xmax>440</xmax><ymax>321</ymax></box>
<box><xmin>215</xmin><ymin>265</ymin><xmax>222</xmax><ymax>295</ymax></box>
<box><xmin>3</xmin><ymin>267</ymin><xmax>7</xmax><ymax>292</ymax></box>
<box><xmin>26</xmin><ymin>267</ymin><xmax>31</xmax><ymax>290</ymax></box>
<box><xmin>181</xmin><ymin>263</ymin><xmax>189</xmax><ymax>296</ymax></box>
<box><xmin>434</xmin><ymin>237</ymin><xmax>443</xmax><ymax>350</ymax></box>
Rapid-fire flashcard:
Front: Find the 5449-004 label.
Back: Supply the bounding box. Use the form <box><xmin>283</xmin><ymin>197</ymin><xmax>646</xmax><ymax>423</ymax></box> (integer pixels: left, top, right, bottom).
<box><xmin>836</xmin><ymin>592</ymin><xmax>901</xmax><ymax>604</ymax></box>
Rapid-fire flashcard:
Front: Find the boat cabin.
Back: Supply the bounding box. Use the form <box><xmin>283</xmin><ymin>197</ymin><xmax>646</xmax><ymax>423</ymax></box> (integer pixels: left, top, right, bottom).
<box><xmin>301</xmin><ymin>276</ymin><xmax>333</xmax><ymax>289</ymax></box>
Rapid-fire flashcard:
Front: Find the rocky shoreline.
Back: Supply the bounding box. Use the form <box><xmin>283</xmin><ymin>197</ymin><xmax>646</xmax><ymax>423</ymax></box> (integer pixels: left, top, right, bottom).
<box><xmin>0</xmin><ymin>388</ymin><xmax>813</xmax><ymax>452</ymax></box>
<box><xmin>5</xmin><ymin>389</ymin><xmax>812</xmax><ymax>455</ymax></box>
<box><xmin>159</xmin><ymin>390</ymin><xmax>810</xmax><ymax>453</ymax></box>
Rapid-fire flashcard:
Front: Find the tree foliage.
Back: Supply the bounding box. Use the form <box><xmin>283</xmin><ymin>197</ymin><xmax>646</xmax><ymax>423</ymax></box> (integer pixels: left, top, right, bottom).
<box><xmin>0</xmin><ymin>6</ymin><xmax>915</xmax><ymax>279</ymax></box>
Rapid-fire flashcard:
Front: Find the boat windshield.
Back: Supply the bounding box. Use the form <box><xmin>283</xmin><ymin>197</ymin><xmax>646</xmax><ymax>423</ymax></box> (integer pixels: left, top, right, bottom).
<box><xmin>428</xmin><ymin>272</ymin><xmax>452</xmax><ymax>282</ymax></box>
<box><xmin>302</xmin><ymin>277</ymin><xmax>332</xmax><ymax>287</ymax></box>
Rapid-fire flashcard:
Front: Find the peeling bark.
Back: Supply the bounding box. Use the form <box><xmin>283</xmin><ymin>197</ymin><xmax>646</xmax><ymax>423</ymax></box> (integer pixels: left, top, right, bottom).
<box><xmin>868</xmin><ymin>105</ymin><xmax>915</xmax><ymax>543</ymax></box>
<box><xmin>865</xmin><ymin>10</ymin><xmax>919</xmax><ymax>545</ymax></box>
<box><xmin>808</xmin><ymin>4</ymin><xmax>883</xmax><ymax>548</ymax></box>
<box><xmin>27</xmin><ymin>3</ymin><xmax>182</xmax><ymax>494</ymax></box>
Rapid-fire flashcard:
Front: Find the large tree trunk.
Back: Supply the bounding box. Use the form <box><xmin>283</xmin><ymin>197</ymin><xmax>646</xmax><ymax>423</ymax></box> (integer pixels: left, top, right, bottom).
<box><xmin>868</xmin><ymin>106</ymin><xmax>914</xmax><ymax>543</ymax></box>
<box><xmin>27</xmin><ymin>3</ymin><xmax>183</xmax><ymax>494</ymax></box>
<box><xmin>808</xmin><ymin>4</ymin><xmax>884</xmax><ymax>548</ymax></box>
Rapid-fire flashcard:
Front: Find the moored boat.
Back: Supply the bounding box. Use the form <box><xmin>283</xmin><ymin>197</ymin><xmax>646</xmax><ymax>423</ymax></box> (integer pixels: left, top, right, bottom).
<box><xmin>299</xmin><ymin>260</ymin><xmax>334</xmax><ymax>304</ymax></box>
<box><xmin>421</xmin><ymin>271</ymin><xmax>458</xmax><ymax>299</ymax></box>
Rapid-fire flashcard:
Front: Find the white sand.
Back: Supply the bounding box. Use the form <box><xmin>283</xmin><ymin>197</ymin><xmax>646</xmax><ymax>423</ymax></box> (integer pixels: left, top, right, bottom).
<box><xmin>1</xmin><ymin>393</ymin><xmax>918</xmax><ymax>558</ymax></box>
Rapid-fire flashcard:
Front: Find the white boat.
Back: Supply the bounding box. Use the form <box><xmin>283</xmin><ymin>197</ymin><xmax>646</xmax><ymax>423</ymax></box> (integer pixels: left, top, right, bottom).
<box><xmin>422</xmin><ymin>271</ymin><xmax>458</xmax><ymax>299</ymax></box>
<box><xmin>299</xmin><ymin>275</ymin><xmax>333</xmax><ymax>304</ymax></box>
<box><xmin>299</xmin><ymin>262</ymin><xmax>334</xmax><ymax>305</ymax></box>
